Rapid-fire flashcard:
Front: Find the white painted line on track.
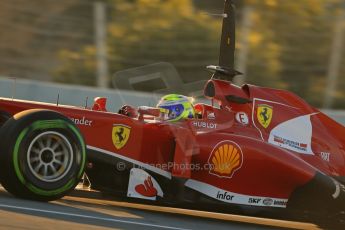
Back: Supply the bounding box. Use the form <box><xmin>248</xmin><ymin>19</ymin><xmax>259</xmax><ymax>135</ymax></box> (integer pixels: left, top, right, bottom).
<box><xmin>0</xmin><ymin>203</ymin><xmax>191</xmax><ymax>230</ymax></box>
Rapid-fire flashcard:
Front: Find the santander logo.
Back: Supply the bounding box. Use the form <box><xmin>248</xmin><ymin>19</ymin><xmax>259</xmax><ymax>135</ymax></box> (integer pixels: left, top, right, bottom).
<box><xmin>127</xmin><ymin>168</ymin><xmax>163</xmax><ymax>200</ymax></box>
<box><xmin>135</xmin><ymin>176</ymin><xmax>158</xmax><ymax>197</ymax></box>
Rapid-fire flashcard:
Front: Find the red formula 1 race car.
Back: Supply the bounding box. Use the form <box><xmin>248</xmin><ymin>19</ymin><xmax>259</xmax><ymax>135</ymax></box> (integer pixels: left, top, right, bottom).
<box><xmin>0</xmin><ymin>0</ymin><xmax>344</xmax><ymax>215</ymax></box>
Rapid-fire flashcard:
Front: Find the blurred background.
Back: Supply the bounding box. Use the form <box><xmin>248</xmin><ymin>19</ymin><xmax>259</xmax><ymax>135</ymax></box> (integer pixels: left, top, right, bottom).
<box><xmin>0</xmin><ymin>0</ymin><xmax>345</xmax><ymax>111</ymax></box>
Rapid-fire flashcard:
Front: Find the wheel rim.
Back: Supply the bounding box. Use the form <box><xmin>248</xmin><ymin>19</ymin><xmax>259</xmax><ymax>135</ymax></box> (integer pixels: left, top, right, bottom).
<box><xmin>27</xmin><ymin>131</ymin><xmax>74</xmax><ymax>183</ymax></box>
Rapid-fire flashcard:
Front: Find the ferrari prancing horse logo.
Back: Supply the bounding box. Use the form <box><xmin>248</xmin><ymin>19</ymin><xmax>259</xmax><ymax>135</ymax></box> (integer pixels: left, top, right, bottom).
<box><xmin>257</xmin><ymin>105</ymin><xmax>273</xmax><ymax>128</ymax></box>
<box><xmin>112</xmin><ymin>125</ymin><xmax>131</xmax><ymax>150</ymax></box>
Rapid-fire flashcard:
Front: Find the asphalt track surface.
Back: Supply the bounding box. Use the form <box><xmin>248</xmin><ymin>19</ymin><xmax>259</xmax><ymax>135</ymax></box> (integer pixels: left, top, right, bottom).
<box><xmin>0</xmin><ymin>185</ymin><xmax>343</xmax><ymax>230</ymax></box>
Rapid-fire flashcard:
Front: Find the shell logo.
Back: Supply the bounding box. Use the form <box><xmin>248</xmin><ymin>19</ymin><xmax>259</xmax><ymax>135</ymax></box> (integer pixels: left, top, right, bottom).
<box><xmin>208</xmin><ymin>141</ymin><xmax>243</xmax><ymax>179</ymax></box>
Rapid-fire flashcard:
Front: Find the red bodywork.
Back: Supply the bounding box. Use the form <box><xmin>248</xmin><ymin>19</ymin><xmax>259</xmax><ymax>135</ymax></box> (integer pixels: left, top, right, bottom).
<box><xmin>0</xmin><ymin>79</ymin><xmax>344</xmax><ymax>208</ymax></box>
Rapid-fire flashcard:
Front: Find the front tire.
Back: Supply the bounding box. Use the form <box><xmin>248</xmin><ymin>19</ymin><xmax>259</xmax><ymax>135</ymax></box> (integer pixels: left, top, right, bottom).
<box><xmin>0</xmin><ymin>110</ymin><xmax>10</xmax><ymax>127</ymax></box>
<box><xmin>0</xmin><ymin>109</ymin><xmax>86</xmax><ymax>201</ymax></box>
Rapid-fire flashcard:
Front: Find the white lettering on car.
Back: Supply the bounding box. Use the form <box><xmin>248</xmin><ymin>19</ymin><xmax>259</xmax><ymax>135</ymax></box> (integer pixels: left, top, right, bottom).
<box><xmin>193</xmin><ymin>121</ymin><xmax>218</xmax><ymax>129</ymax></box>
<box><xmin>320</xmin><ymin>152</ymin><xmax>330</xmax><ymax>162</ymax></box>
<box><xmin>207</xmin><ymin>112</ymin><xmax>216</xmax><ymax>120</ymax></box>
<box><xmin>235</xmin><ymin>112</ymin><xmax>249</xmax><ymax>125</ymax></box>
<box><xmin>70</xmin><ymin>117</ymin><xmax>93</xmax><ymax>126</ymax></box>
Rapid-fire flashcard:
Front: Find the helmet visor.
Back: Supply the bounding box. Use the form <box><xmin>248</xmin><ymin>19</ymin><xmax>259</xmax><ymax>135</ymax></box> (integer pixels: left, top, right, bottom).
<box><xmin>159</xmin><ymin>104</ymin><xmax>184</xmax><ymax>121</ymax></box>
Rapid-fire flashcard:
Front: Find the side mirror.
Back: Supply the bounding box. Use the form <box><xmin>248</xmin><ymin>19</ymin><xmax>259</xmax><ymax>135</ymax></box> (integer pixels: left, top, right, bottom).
<box><xmin>138</xmin><ymin>106</ymin><xmax>168</xmax><ymax>121</ymax></box>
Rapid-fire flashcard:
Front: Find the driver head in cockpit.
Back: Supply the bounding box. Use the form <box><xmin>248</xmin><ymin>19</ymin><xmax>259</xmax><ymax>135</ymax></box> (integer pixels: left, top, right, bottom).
<box><xmin>157</xmin><ymin>94</ymin><xmax>195</xmax><ymax>122</ymax></box>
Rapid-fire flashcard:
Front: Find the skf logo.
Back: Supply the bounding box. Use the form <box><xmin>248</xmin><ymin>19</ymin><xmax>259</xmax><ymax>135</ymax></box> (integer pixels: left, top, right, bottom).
<box><xmin>112</xmin><ymin>124</ymin><xmax>131</xmax><ymax>150</ymax></box>
<box><xmin>257</xmin><ymin>104</ymin><xmax>273</xmax><ymax>128</ymax></box>
<box><xmin>208</xmin><ymin>141</ymin><xmax>243</xmax><ymax>179</ymax></box>
<box><xmin>249</xmin><ymin>198</ymin><xmax>261</xmax><ymax>204</ymax></box>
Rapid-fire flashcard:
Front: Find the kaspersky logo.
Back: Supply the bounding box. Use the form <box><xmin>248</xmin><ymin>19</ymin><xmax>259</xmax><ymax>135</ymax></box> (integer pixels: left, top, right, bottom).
<box><xmin>208</xmin><ymin>141</ymin><xmax>243</xmax><ymax>179</ymax></box>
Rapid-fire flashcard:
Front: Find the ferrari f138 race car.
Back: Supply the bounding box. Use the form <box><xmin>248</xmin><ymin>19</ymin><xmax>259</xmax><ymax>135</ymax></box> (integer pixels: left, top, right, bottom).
<box><xmin>0</xmin><ymin>0</ymin><xmax>344</xmax><ymax>215</ymax></box>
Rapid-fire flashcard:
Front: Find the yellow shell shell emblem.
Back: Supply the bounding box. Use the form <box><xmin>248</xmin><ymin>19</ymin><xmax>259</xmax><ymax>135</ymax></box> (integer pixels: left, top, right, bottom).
<box><xmin>112</xmin><ymin>125</ymin><xmax>131</xmax><ymax>150</ymax></box>
<box><xmin>208</xmin><ymin>141</ymin><xmax>243</xmax><ymax>178</ymax></box>
<box><xmin>257</xmin><ymin>104</ymin><xmax>273</xmax><ymax>128</ymax></box>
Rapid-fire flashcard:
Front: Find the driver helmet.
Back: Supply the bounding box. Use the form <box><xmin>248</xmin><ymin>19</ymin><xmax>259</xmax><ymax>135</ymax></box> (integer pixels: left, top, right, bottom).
<box><xmin>157</xmin><ymin>94</ymin><xmax>195</xmax><ymax>122</ymax></box>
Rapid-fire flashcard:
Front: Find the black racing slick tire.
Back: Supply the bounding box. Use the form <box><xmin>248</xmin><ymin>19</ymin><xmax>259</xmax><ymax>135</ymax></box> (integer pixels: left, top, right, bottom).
<box><xmin>0</xmin><ymin>110</ymin><xmax>11</xmax><ymax>185</ymax></box>
<box><xmin>0</xmin><ymin>109</ymin><xmax>86</xmax><ymax>201</ymax></box>
<box><xmin>0</xmin><ymin>110</ymin><xmax>10</xmax><ymax>128</ymax></box>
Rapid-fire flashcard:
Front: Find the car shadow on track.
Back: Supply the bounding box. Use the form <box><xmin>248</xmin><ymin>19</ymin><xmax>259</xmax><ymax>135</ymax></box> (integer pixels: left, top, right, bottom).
<box><xmin>0</xmin><ymin>189</ymin><xmax>276</xmax><ymax>230</ymax></box>
<box><xmin>0</xmin><ymin>189</ymin><xmax>172</xmax><ymax>230</ymax></box>
<box><xmin>68</xmin><ymin>189</ymin><xmax>345</xmax><ymax>230</ymax></box>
